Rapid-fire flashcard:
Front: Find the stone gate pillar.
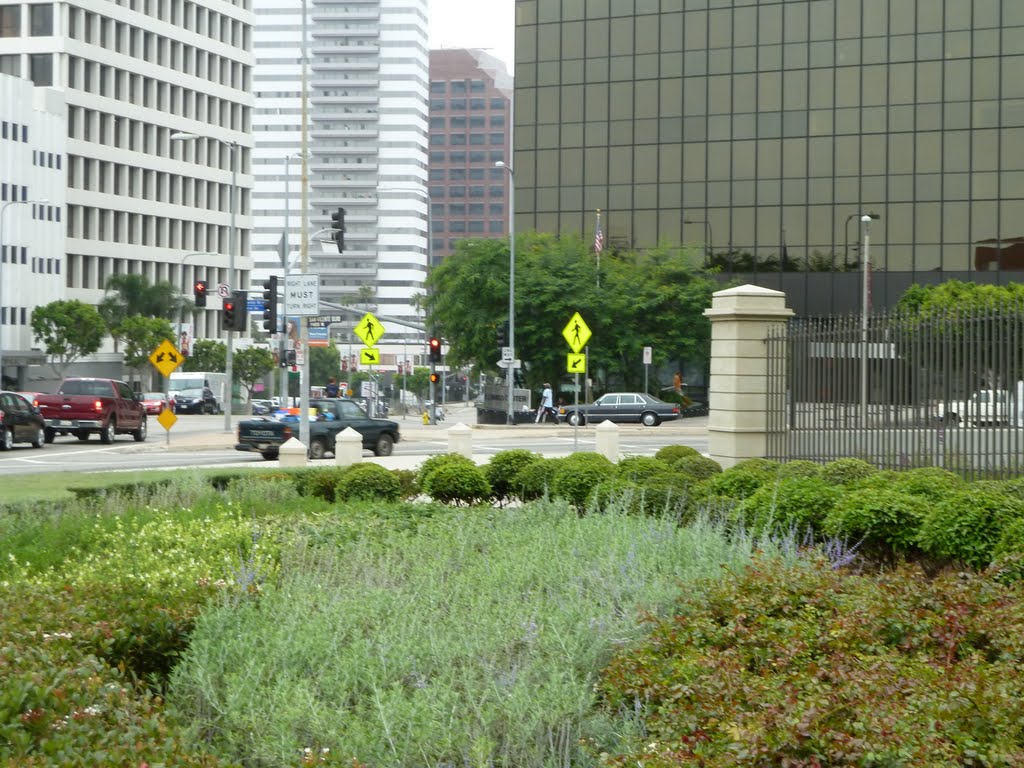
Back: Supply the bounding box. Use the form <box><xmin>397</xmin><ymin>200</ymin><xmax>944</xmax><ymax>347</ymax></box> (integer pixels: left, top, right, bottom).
<box><xmin>703</xmin><ymin>284</ymin><xmax>793</xmax><ymax>469</ymax></box>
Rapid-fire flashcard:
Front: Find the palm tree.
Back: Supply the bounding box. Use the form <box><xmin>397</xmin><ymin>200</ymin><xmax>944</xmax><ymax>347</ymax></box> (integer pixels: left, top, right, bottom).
<box><xmin>99</xmin><ymin>273</ymin><xmax>189</xmax><ymax>350</ymax></box>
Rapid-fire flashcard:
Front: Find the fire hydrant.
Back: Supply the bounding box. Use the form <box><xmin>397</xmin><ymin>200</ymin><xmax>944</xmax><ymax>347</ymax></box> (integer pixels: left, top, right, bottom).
<box><xmin>422</xmin><ymin>410</ymin><xmax>430</xmax><ymax>425</ymax></box>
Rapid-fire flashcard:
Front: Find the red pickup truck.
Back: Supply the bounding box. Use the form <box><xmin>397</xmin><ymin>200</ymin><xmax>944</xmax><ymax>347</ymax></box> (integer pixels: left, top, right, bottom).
<box><xmin>36</xmin><ymin>378</ymin><xmax>148</xmax><ymax>444</ymax></box>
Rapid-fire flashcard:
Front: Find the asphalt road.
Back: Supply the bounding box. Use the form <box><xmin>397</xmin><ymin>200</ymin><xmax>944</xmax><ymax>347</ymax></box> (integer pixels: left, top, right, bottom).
<box><xmin>0</xmin><ymin>409</ymin><xmax>709</xmax><ymax>476</ymax></box>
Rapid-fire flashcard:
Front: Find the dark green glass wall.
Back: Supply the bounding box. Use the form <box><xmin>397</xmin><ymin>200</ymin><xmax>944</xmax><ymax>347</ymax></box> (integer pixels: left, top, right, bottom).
<box><xmin>514</xmin><ymin>0</ymin><xmax>1024</xmax><ymax>275</ymax></box>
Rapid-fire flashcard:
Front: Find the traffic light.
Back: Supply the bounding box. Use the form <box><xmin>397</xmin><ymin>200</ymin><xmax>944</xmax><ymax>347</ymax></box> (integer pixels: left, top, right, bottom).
<box><xmin>281</xmin><ymin>350</ymin><xmax>296</xmax><ymax>368</ymax></box>
<box><xmin>222</xmin><ymin>289</ymin><xmax>248</xmax><ymax>332</ymax></box>
<box><xmin>429</xmin><ymin>372</ymin><xmax>439</xmax><ymax>384</ymax></box>
<box><xmin>194</xmin><ymin>280</ymin><xmax>208</xmax><ymax>307</ymax></box>
<box><xmin>496</xmin><ymin>320</ymin><xmax>509</xmax><ymax>348</ymax></box>
<box><xmin>330</xmin><ymin>207</ymin><xmax>346</xmax><ymax>253</ymax></box>
<box><xmin>262</xmin><ymin>276</ymin><xmax>278</xmax><ymax>333</ymax></box>
<box><xmin>428</xmin><ymin>336</ymin><xmax>442</xmax><ymax>364</ymax></box>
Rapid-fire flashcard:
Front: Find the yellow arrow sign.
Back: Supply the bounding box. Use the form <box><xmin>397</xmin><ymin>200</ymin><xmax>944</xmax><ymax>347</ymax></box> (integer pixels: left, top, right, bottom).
<box><xmin>567</xmin><ymin>353</ymin><xmax>586</xmax><ymax>374</ymax></box>
<box><xmin>562</xmin><ymin>312</ymin><xmax>592</xmax><ymax>353</ymax></box>
<box><xmin>359</xmin><ymin>347</ymin><xmax>381</xmax><ymax>365</ymax></box>
<box><xmin>353</xmin><ymin>312</ymin><xmax>385</xmax><ymax>347</ymax></box>
<box><xmin>148</xmin><ymin>338</ymin><xmax>184</xmax><ymax>378</ymax></box>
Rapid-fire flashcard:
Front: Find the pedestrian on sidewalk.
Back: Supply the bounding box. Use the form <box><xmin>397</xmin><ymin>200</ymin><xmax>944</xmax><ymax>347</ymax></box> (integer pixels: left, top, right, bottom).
<box><xmin>536</xmin><ymin>383</ymin><xmax>557</xmax><ymax>423</ymax></box>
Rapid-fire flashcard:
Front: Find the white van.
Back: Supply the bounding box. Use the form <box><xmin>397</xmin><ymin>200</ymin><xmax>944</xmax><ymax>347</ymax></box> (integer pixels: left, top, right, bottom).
<box><xmin>168</xmin><ymin>371</ymin><xmax>228</xmax><ymax>414</ymax></box>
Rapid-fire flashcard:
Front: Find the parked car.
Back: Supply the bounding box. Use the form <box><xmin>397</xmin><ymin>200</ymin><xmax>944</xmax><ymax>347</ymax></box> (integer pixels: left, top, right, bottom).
<box><xmin>558</xmin><ymin>392</ymin><xmax>681</xmax><ymax>427</ymax></box>
<box><xmin>251</xmin><ymin>399</ymin><xmax>273</xmax><ymax>415</ymax></box>
<box><xmin>935</xmin><ymin>388</ymin><xmax>1017</xmax><ymax>426</ymax></box>
<box><xmin>34</xmin><ymin>378</ymin><xmax>147</xmax><ymax>444</ymax></box>
<box><xmin>235</xmin><ymin>397</ymin><xmax>400</xmax><ymax>460</ymax></box>
<box><xmin>140</xmin><ymin>392</ymin><xmax>175</xmax><ymax>416</ymax></box>
<box><xmin>0</xmin><ymin>390</ymin><xmax>46</xmax><ymax>450</ymax></box>
<box><xmin>173</xmin><ymin>387</ymin><xmax>219</xmax><ymax>415</ymax></box>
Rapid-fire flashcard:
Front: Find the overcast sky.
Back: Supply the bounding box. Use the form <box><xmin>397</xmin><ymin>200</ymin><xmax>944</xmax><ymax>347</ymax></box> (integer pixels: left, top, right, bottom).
<box><xmin>429</xmin><ymin>0</ymin><xmax>515</xmax><ymax>69</ymax></box>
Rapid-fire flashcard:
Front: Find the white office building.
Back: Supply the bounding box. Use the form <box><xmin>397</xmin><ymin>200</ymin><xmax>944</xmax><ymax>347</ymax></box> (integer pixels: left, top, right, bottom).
<box><xmin>0</xmin><ymin>0</ymin><xmax>254</xmax><ymax>357</ymax></box>
<box><xmin>0</xmin><ymin>74</ymin><xmax>66</xmax><ymax>387</ymax></box>
<box><xmin>251</xmin><ymin>0</ymin><xmax>429</xmax><ymax>358</ymax></box>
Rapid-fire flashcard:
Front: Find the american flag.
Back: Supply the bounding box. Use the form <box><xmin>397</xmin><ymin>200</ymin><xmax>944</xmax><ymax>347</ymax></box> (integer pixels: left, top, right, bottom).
<box><xmin>594</xmin><ymin>210</ymin><xmax>604</xmax><ymax>253</ymax></box>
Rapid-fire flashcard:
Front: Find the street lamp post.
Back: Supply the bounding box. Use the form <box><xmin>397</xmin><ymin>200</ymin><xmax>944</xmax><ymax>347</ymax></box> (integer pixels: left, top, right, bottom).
<box><xmin>171</xmin><ymin>132</ymin><xmax>239</xmax><ymax>433</ymax></box>
<box><xmin>683</xmin><ymin>217</ymin><xmax>713</xmax><ymax>266</ymax></box>
<box><xmin>496</xmin><ymin>160</ymin><xmax>515</xmax><ymax>424</ymax></box>
<box><xmin>0</xmin><ymin>198</ymin><xmax>47</xmax><ymax>388</ymax></box>
<box><xmin>859</xmin><ymin>213</ymin><xmax>880</xmax><ymax>427</ymax></box>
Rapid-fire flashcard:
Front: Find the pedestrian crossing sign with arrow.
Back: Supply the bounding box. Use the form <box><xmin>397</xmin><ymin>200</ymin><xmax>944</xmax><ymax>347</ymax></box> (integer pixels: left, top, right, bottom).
<box><xmin>148</xmin><ymin>338</ymin><xmax>184</xmax><ymax>377</ymax></box>
<box><xmin>566</xmin><ymin>353</ymin><xmax>586</xmax><ymax>374</ymax></box>
<box><xmin>354</xmin><ymin>312</ymin><xmax>385</xmax><ymax>347</ymax></box>
<box><xmin>562</xmin><ymin>311</ymin><xmax>592</xmax><ymax>353</ymax></box>
<box><xmin>359</xmin><ymin>347</ymin><xmax>381</xmax><ymax>365</ymax></box>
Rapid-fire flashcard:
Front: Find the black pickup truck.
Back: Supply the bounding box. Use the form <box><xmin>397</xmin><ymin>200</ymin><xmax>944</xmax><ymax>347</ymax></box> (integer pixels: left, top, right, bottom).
<box><xmin>235</xmin><ymin>398</ymin><xmax>401</xmax><ymax>460</ymax></box>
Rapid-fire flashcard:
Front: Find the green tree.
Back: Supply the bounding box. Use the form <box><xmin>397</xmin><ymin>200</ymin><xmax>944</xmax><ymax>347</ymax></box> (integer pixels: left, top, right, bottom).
<box><xmin>310</xmin><ymin>344</ymin><xmax>341</xmax><ymax>388</ymax></box>
<box><xmin>98</xmin><ymin>273</ymin><xmax>189</xmax><ymax>350</ymax></box>
<box><xmin>183</xmin><ymin>339</ymin><xmax>226</xmax><ymax>372</ymax></box>
<box><xmin>30</xmin><ymin>300</ymin><xmax>106</xmax><ymax>377</ymax></box>
<box><xmin>119</xmin><ymin>316</ymin><xmax>175</xmax><ymax>388</ymax></box>
<box><xmin>233</xmin><ymin>347</ymin><xmax>275</xmax><ymax>401</ymax></box>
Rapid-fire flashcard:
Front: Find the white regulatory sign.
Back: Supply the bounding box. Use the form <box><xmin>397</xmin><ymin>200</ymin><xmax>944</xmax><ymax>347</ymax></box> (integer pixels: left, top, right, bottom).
<box><xmin>501</xmin><ymin>346</ymin><xmax>513</xmax><ymax>361</ymax></box>
<box><xmin>642</xmin><ymin>346</ymin><xmax>652</xmax><ymax>365</ymax></box>
<box><xmin>284</xmin><ymin>274</ymin><xmax>320</xmax><ymax>316</ymax></box>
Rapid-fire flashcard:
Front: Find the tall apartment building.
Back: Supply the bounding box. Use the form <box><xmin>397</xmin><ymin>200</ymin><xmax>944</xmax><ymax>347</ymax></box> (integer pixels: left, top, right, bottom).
<box><xmin>0</xmin><ymin>0</ymin><xmax>254</xmax><ymax>350</ymax></box>
<box><xmin>514</xmin><ymin>0</ymin><xmax>1024</xmax><ymax>315</ymax></box>
<box><xmin>428</xmin><ymin>48</ymin><xmax>513</xmax><ymax>264</ymax></box>
<box><xmin>250</xmin><ymin>0</ymin><xmax>429</xmax><ymax>350</ymax></box>
<box><xmin>0</xmin><ymin>74</ymin><xmax>65</xmax><ymax>388</ymax></box>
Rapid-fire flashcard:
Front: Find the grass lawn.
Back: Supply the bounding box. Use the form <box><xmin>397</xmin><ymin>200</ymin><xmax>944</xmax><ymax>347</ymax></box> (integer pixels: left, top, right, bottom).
<box><xmin>0</xmin><ymin>467</ymin><xmax>239</xmax><ymax>504</ymax></box>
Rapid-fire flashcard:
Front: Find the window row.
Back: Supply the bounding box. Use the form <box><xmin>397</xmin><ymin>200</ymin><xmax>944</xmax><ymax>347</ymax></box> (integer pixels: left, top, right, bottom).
<box><xmin>0</xmin><ymin>307</ymin><xmax>30</xmax><ymax>326</ymax></box>
<box><xmin>429</xmin><ymin>133</ymin><xmax>506</xmax><ymax>146</ymax></box>
<box><xmin>0</xmin><ymin>182</ymin><xmax>28</xmax><ymax>201</ymax></box>
<box><xmin>0</xmin><ymin>3</ymin><xmax>50</xmax><ymax>36</ymax></box>
<box><xmin>430</xmin><ymin>79</ymin><xmax>488</xmax><ymax>94</ymax></box>
<box><xmin>68</xmin><ymin>107</ymin><xmax>251</xmax><ymax>173</ymax></box>
<box><xmin>0</xmin><ymin>245</ymin><xmax>27</xmax><ymax>264</ymax></box>
<box><xmin>429</xmin><ymin>97</ymin><xmax>506</xmax><ymax>112</ymax></box>
<box><xmin>433</xmin><ymin>202</ymin><xmax>505</xmax><ymax>216</ymax></box>
<box><xmin>429</xmin><ymin>185</ymin><xmax>506</xmax><ymax>199</ymax></box>
<box><xmin>428</xmin><ymin>149</ymin><xmax>507</xmax><ymax>164</ymax></box>
<box><xmin>33</xmin><ymin>204</ymin><xmax>61</xmax><ymax>222</ymax></box>
<box><xmin>64</xmin><ymin>253</ymin><xmax>227</xmax><ymax>295</ymax></box>
<box><xmin>433</xmin><ymin>220</ymin><xmax>504</xmax><ymax>234</ymax></box>
<box><xmin>68</xmin><ymin>2</ymin><xmax>249</xmax><ymax>55</ymax></box>
<box><xmin>429</xmin><ymin>115</ymin><xmax>506</xmax><ymax>129</ymax></box>
<box><xmin>32</xmin><ymin>150</ymin><xmax>61</xmax><ymax>169</ymax></box>
<box><xmin>429</xmin><ymin>168</ymin><xmax>508</xmax><ymax>182</ymax></box>
<box><xmin>67</xmin><ymin>206</ymin><xmax>249</xmax><ymax>256</ymax></box>
<box><xmin>0</xmin><ymin>51</ymin><xmax>52</xmax><ymax>84</ymax></box>
<box><xmin>1</xmin><ymin>119</ymin><xmax>27</xmax><ymax>141</ymax></box>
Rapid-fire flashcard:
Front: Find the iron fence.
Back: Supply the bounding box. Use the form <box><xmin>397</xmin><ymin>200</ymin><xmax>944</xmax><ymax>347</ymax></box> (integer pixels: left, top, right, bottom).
<box><xmin>765</xmin><ymin>301</ymin><xmax>1024</xmax><ymax>479</ymax></box>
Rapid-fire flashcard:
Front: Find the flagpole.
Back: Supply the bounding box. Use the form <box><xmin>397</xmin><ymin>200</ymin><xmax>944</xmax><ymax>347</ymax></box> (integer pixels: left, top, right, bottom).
<box><xmin>588</xmin><ymin>209</ymin><xmax>603</xmax><ymax>404</ymax></box>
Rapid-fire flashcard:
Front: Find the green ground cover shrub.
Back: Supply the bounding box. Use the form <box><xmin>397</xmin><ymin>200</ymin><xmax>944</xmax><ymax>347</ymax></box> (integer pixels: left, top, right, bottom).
<box><xmin>615</xmin><ymin>456</ymin><xmax>671</xmax><ymax>482</ymax></box>
<box><xmin>776</xmin><ymin>459</ymin><xmax>821</xmax><ymax>478</ymax></box>
<box><xmin>514</xmin><ymin>457</ymin><xmax>564</xmax><ymax>501</ymax></box>
<box><xmin>654</xmin><ymin>444</ymin><xmax>702</xmax><ymax>463</ymax></box>
<box><xmin>592</xmin><ymin>558</ymin><xmax>1024</xmax><ymax>766</ymax></box>
<box><xmin>423</xmin><ymin>460</ymin><xmax>491</xmax><ymax>506</ymax></box>
<box><xmin>551</xmin><ymin>452</ymin><xmax>616</xmax><ymax>510</ymax></box>
<box><xmin>168</xmin><ymin>502</ymin><xmax>783</xmax><ymax>768</ymax></box>
<box><xmin>671</xmin><ymin>454</ymin><xmax>722</xmax><ymax>482</ymax></box>
<box><xmin>484</xmin><ymin>449</ymin><xmax>542</xmax><ymax>505</ymax></box>
<box><xmin>918</xmin><ymin>485</ymin><xmax>1024</xmax><ymax>568</ymax></box>
<box><xmin>300</xmin><ymin>466</ymin><xmax>351</xmax><ymax>502</ymax></box>
<box><xmin>739</xmin><ymin>476</ymin><xmax>841</xmax><ymax>534</ymax></box>
<box><xmin>416</xmin><ymin>452</ymin><xmax>475</xmax><ymax>488</ymax></box>
<box><xmin>335</xmin><ymin>463</ymin><xmax>401</xmax><ymax>502</ymax></box>
<box><xmin>824</xmin><ymin>487</ymin><xmax>930</xmax><ymax>556</ymax></box>
<box><xmin>698</xmin><ymin>465</ymin><xmax>769</xmax><ymax>501</ymax></box>
<box><xmin>820</xmin><ymin>457</ymin><xmax>877</xmax><ymax>485</ymax></box>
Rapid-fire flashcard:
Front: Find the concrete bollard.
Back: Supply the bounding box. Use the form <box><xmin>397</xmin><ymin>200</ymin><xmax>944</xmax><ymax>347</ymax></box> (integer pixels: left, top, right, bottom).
<box><xmin>278</xmin><ymin>436</ymin><xmax>308</xmax><ymax>467</ymax></box>
<box><xmin>334</xmin><ymin>427</ymin><xmax>363</xmax><ymax>467</ymax></box>
<box><xmin>594</xmin><ymin>420</ymin><xmax>619</xmax><ymax>462</ymax></box>
<box><xmin>447</xmin><ymin>422</ymin><xmax>473</xmax><ymax>458</ymax></box>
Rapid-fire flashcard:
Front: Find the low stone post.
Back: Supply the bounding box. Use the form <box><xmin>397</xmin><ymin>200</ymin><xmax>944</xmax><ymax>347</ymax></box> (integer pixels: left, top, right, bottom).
<box><xmin>594</xmin><ymin>420</ymin><xmax>619</xmax><ymax>462</ymax></box>
<box><xmin>334</xmin><ymin>427</ymin><xmax>362</xmax><ymax>467</ymax></box>
<box><xmin>278</xmin><ymin>436</ymin><xmax>308</xmax><ymax>467</ymax></box>
<box><xmin>447</xmin><ymin>422</ymin><xmax>473</xmax><ymax>458</ymax></box>
<box><xmin>703</xmin><ymin>284</ymin><xmax>793</xmax><ymax>469</ymax></box>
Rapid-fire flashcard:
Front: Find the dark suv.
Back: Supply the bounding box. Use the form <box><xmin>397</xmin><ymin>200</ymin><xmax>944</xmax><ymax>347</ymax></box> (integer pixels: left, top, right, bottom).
<box><xmin>173</xmin><ymin>387</ymin><xmax>219</xmax><ymax>415</ymax></box>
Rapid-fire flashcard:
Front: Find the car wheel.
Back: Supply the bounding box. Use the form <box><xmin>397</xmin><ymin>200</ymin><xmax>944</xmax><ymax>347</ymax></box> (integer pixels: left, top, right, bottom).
<box><xmin>44</xmin><ymin>428</ymin><xmax>55</xmax><ymax>444</ymax></box>
<box><xmin>76</xmin><ymin>431</ymin><xmax>90</xmax><ymax>442</ymax></box>
<box><xmin>133</xmin><ymin>417</ymin><xmax>147</xmax><ymax>442</ymax></box>
<box><xmin>308</xmin><ymin>437</ymin><xmax>328</xmax><ymax>460</ymax></box>
<box><xmin>374</xmin><ymin>433</ymin><xmax>394</xmax><ymax>457</ymax></box>
<box><xmin>261</xmin><ymin>449</ymin><xmax>279</xmax><ymax>461</ymax></box>
<box><xmin>31</xmin><ymin>426</ymin><xmax>45</xmax><ymax>449</ymax></box>
<box><xmin>100</xmin><ymin>419</ymin><xmax>116</xmax><ymax>444</ymax></box>
<box><xmin>641</xmin><ymin>411</ymin><xmax>660</xmax><ymax>427</ymax></box>
<box><xmin>567</xmin><ymin>411</ymin><xmax>585</xmax><ymax>427</ymax></box>
<box><xmin>0</xmin><ymin>428</ymin><xmax>12</xmax><ymax>451</ymax></box>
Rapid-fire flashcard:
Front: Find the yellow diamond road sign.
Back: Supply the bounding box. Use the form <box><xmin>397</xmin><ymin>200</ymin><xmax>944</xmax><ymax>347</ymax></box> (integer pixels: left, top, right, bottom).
<box><xmin>354</xmin><ymin>312</ymin><xmax>385</xmax><ymax>347</ymax></box>
<box><xmin>157</xmin><ymin>407</ymin><xmax>178</xmax><ymax>431</ymax></box>
<box><xmin>148</xmin><ymin>338</ymin><xmax>184</xmax><ymax>378</ymax></box>
<box><xmin>562</xmin><ymin>312</ymin><xmax>592</xmax><ymax>353</ymax></box>
<box><xmin>567</xmin><ymin>353</ymin><xmax>586</xmax><ymax>374</ymax></box>
<box><xmin>360</xmin><ymin>347</ymin><xmax>381</xmax><ymax>365</ymax></box>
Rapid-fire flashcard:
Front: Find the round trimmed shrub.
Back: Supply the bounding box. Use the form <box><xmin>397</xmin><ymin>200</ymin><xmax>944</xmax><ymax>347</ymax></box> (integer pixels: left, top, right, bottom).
<box><xmin>997</xmin><ymin>476</ymin><xmax>1024</xmax><ymax>501</ymax></box>
<box><xmin>514</xmin><ymin>458</ymin><xmax>564</xmax><ymax>501</ymax></box>
<box><xmin>740</xmin><ymin>476</ymin><xmax>841</xmax><ymax>533</ymax></box>
<box><xmin>821</xmin><ymin>458</ymin><xmax>877</xmax><ymax>486</ymax></box>
<box><xmin>655</xmin><ymin>444</ymin><xmax>702</xmax><ymax>463</ymax></box>
<box><xmin>637</xmin><ymin>473</ymin><xmax>697</xmax><ymax>519</ymax></box>
<box><xmin>672</xmin><ymin>455</ymin><xmax>722</xmax><ymax>482</ymax></box>
<box><xmin>731</xmin><ymin>458</ymin><xmax>782</xmax><ymax>475</ymax></box>
<box><xmin>918</xmin><ymin>486</ymin><xmax>1024</xmax><ymax>568</ymax></box>
<box><xmin>777</xmin><ymin>460</ymin><xmax>821</xmax><ymax>479</ymax></box>
<box><xmin>823</xmin><ymin>487</ymin><xmax>930</xmax><ymax>554</ymax></box>
<box><xmin>701</xmin><ymin>466</ymin><xmax>770</xmax><ymax>501</ymax></box>
<box><xmin>591</xmin><ymin>477</ymin><xmax>641</xmax><ymax>514</ymax></box>
<box><xmin>423</xmin><ymin>462</ymin><xmax>491</xmax><ymax>506</ymax></box>
<box><xmin>302</xmin><ymin>466</ymin><xmax>351</xmax><ymax>502</ymax></box>
<box><xmin>484</xmin><ymin>449</ymin><xmax>542</xmax><ymax>504</ymax></box>
<box><xmin>893</xmin><ymin>466</ymin><xmax>964</xmax><ymax>502</ymax></box>
<box><xmin>417</xmin><ymin>453</ymin><xmax>476</xmax><ymax>488</ymax></box>
<box><xmin>335</xmin><ymin>463</ymin><xmax>401</xmax><ymax>502</ymax></box>
<box><xmin>616</xmin><ymin>455</ymin><xmax>672</xmax><ymax>482</ymax></box>
<box><xmin>551</xmin><ymin>452</ymin><xmax>616</xmax><ymax>511</ymax></box>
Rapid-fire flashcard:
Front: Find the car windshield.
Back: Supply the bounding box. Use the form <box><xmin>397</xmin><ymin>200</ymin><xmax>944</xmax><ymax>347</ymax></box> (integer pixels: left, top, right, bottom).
<box><xmin>179</xmin><ymin>388</ymin><xmax>204</xmax><ymax>397</ymax></box>
<box><xmin>143</xmin><ymin>393</ymin><xmax>164</xmax><ymax>400</ymax></box>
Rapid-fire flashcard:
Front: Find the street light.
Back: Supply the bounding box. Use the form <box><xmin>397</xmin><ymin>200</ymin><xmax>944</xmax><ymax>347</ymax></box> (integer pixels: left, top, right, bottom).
<box><xmin>859</xmin><ymin>213</ymin><xmax>880</xmax><ymax>427</ymax></box>
<box><xmin>495</xmin><ymin>160</ymin><xmax>515</xmax><ymax>424</ymax></box>
<box><xmin>0</xmin><ymin>198</ymin><xmax>48</xmax><ymax>389</ymax></box>
<box><xmin>683</xmin><ymin>217</ymin><xmax>713</xmax><ymax>266</ymax></box>
<box><xmin>171</xmin><ymin>132</ymin><xmax>239</xmax><ymax>433</ymax></box>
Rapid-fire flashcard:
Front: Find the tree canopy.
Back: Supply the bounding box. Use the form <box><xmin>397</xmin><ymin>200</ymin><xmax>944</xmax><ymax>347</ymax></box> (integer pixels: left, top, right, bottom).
<box><xmin>119</xmin><ymin>316</ymin><xmax>175</xmax><ymax>387</ymax></box>
<box><xmin>424</xmin><ymin>233</ymin><xmax>719</xmax><ymax>392</ymax></box>
<box><xmin>233</xmin><ymin>347</ymin><xmax>275</xmax><ymax>400</ymax></box>
<box><xmin>30</xmin><ymin>300</ymin><xmax>106</xmax><ymax>377</ymax></box>
<box><xmin>183</xmin><ymin>339</ymin><xmax>226</xmax><ymax>372</ymax></box>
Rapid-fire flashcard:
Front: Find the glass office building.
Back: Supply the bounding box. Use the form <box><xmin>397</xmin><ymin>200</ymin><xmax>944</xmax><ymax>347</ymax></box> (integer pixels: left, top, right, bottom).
<box><xmin>514</xmin><ymin>0</ymin><xmax>1024</xmax><ymax>313</ymax></box>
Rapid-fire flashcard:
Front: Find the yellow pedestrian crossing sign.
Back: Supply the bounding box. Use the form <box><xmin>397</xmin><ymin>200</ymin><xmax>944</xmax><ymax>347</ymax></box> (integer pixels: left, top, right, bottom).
<box><xmin>354</xmin><ymin>312</ymin><xmax>385</xmax><ymax>347</ymax></box>
<box><xmin>148</xmin><ymin>338</ymin><xmax>184</xmax><ymax>378</ymax></box>
<box><xmin>562</xmin><ymin>312</ymin><xmax>592</xmax><ymax>353</ymax></box>
<box><xmin>360</xmin><ymin>347</ymin><xmax>381</xmax><ymax>365</ymax></box>
<box><xmin>567</xmin><ymin>353</ymin><xmax>586</xmax><ymax>374</ymax></box>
